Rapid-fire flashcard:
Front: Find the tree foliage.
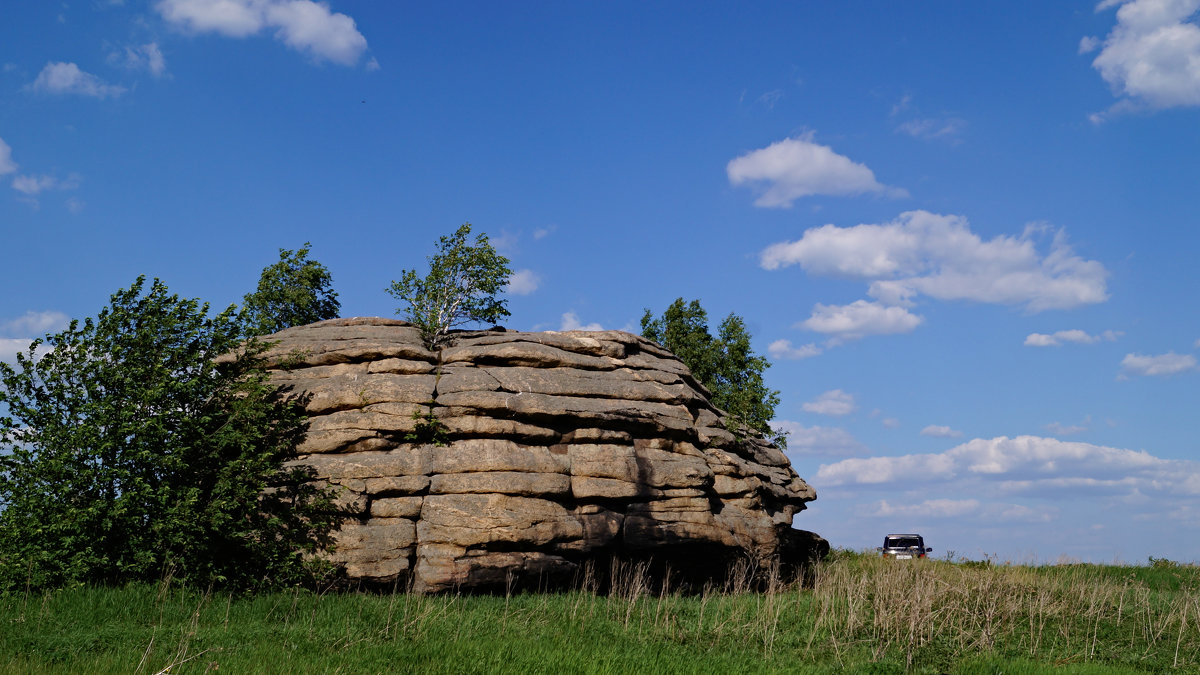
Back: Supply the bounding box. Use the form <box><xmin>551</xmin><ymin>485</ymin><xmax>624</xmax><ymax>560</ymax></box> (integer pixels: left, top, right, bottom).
<box><xmin>386</xmin><ymin>223</ymin><xmax>512</xmax><ymax>348</ymax></box>
<box><xmin>641</xmin><ymin>298</ymin><xmax>785</xmax><ymax>448</ymax></box>
<box><xmin>241</xmin><ymin>242</ymin><xmax>340</xmax><ymax>337</ymax></box>
<box><xmin>0</xmin><ymin>277</ymin><xmax>340</xmax><ymax>592</ymax></box>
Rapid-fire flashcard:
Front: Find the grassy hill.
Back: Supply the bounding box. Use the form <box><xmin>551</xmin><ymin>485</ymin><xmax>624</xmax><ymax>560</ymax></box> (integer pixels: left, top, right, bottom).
<box><xmin>2</xmin><ymin>551</ymin><xmax>1197</xmax><ymax>674</ymax></box>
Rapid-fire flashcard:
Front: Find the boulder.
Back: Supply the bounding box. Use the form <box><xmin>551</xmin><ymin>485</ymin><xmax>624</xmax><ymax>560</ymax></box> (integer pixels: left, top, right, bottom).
<box><xmin>264</xmin><ymin>318</ymin><xmax>819</xmax><ymax>592</ymax></box>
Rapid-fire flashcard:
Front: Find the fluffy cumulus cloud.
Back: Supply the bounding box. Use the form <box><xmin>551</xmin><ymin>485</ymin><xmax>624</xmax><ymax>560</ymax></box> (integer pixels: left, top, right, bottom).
<box><xmin>807</xmin><ymin>434</ymin><xmax>1200</xmax><ymax>561</ymax></box>
<box><xmin>1025</xmin><ymin>329</ymin><xmax>1121</xmax><ymax>347</ymax></box>
<box><xmin>28</xmin><ymin>62</ymin><xmax>126</xmax><ymax>98</ymax></box>
<box><xmin>1087</xmin><ymin>0</ymin><xmax>1200</xmax><ymax>114</ymax></box>
<box><xmin>157</xmin><ymin>0</ymin><xmax>369</xmax><ymax>66</ymax></box>
<box><xmin>773</xmin><ymin>421</ymin><xmax>867</xmax><ymax>456</ymax></box>
<box><xmin>816</xmin><ymin>436</ymin><xmax>1187</xmax><ymax>491</ymax></box>
<box><xmin>921</xmin><ymin>425</ymin><xmax>963</xmax><ymax>439</ymax></box>
<box><xmin>505</xmin><ymin>269</ymin><xmax>540</xmax><ymax>296</ymax></box>
<box><xmin>761</xmin><ymin>212</ymin><xmax>1109</xmax><ymax>344</ymax></box>
<box><xmin>1119</xmin><ymin>351</ymin><xmax>1197</xmax><ymax>377</ymax></box>
<box><xmin>802</xmin><ymin>389</ymin><xmax>857</xmax><ymax>416</ymax></box>
<box><xmin>767</xmin><ymin>339</ymin><xmax>822</xmax><ymax>360</ymax></box>
<box><xmin>726</xmin><ymin>132</ymin><xmax>907</xmax><ymax>208</ymax></box>
<box><xmin>800</xmin><ymin>300</ymin><xmax>923</xmax><ymax>342</ymax></box>
<box><xmin>559</xmin><ymin>312</ymin><xmax>603</xmax><ymax>331</ymax></box>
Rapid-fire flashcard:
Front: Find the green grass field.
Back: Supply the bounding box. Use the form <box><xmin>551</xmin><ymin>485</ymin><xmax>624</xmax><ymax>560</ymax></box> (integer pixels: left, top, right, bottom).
<box><xmin>2</xmin><ymin>553</ymin><xmax>1197</xmax><ymax>674</ymax></box>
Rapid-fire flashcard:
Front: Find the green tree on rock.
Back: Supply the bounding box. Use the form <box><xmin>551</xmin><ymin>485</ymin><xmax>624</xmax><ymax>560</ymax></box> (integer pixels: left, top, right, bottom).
<box><xmin>241</xmin><ymin>242</ymin><xmax>340</xmax><ymax>337</ymax></box>
<box><xmin>641</xmin><ymin>298</ymin><xmax>785</xmax><ymax>448</ymax></box>
<box><xmin>0</xmin><ymin>277</ymin><xmax>340</xmax><ymax>591</ymax></box>
<box><xmin>386</xmin><ymin>223</ymin><xmax>512</xmax><ymax>348</ymax></box>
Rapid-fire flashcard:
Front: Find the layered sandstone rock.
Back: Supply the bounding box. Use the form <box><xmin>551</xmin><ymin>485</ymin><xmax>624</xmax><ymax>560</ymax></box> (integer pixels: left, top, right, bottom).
<box><xmin>263</xmin><ymin>318</ymin><xmax>819</xmax><ymax>593</ymax></box>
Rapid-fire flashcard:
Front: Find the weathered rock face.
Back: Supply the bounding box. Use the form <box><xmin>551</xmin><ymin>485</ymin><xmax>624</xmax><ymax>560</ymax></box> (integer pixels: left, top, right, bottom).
<box><xmin>262</xmin><ymin>318</ymin><xmax>819</xmax><ymax>593</ymax></box>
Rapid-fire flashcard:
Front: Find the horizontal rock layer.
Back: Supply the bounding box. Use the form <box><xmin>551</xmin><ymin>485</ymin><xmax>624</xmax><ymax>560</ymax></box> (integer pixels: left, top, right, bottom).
<box><xmin>264</xmin><ymin>318</ymin><xmax>818</xmax><ymax>592</ymax></box>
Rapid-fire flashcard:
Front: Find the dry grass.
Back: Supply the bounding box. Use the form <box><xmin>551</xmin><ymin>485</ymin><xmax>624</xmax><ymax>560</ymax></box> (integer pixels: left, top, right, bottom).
<box><xmin>2</xmin><ymin>552</ymin><xmax>1197</xmax><ymax>673</ymax></box>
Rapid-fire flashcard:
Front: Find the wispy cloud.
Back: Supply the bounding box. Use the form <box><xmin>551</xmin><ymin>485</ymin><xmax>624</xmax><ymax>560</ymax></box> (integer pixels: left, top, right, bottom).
<box><xmin>1046</xmin><ymin>417</ymin><xmax>1091</xmax><ymax>436</ymax></box>
<box><xmin>727</xmin><ymin>132</ymin><xmax>907</xmax><ymax>207</ymax></box>
<box><xmin>0</xmin><ymin>137</ymin><xmax>16</xmax><ymax>175</ymax></box>
<box><xmin>560</xmin><ymin>312</ymin><xmax>602</xmax><ymax>331</ymax></box>
<box><xmin>767</xmin><ymin>339</ymin><xmax>821</xmax><ymax>360</ymax></box>
<box><xmin>773</xmin><ymin>421</ymin><xmax>868</xmax><ymax>456</ymax></box>
<box><xmin>802</xmin><ymin>389</ymin><xmax>857</xmax><ymax>416</ymax></box>
<box><xmin>28</xmin><ymin>62</ymin><xmax>126</xmax><ymax>98</ymax></box>
<box><xmin>921</xmin><ymin>425</ymin><xmax>963</xmax><ymax>439</ymax></box>
<box><xmin>111</xmin><ymin>42</ymin><xmax>168</xmax><ymax>77</ymax></box>
<box><xmin>896</xmin><ymin>117</ymin><xmax>966</xmax><ymax>142</ymax></box>
<box><xmin>1119</xmin><ymin>351</ymin><xmax>1197</xmax><ymax>378</ymax></box>
<box><xmin>1025</xmin><ymin>329</ymin><xmax>1121</xmax><ymax>347</ymax></box>
<box><xmin>505</xmin><ymin>269</ymin><xmax>540</xmax><ymax>296</ymax></box>
<box><xmin>801</xmin><ymin>389</ymin><xmax>859</xmax><ymax>415</ymax></box>
<box><xmin>157</xmin><ymin>0</ymin><xmax>370</xmax><ymax>66</ymax></box>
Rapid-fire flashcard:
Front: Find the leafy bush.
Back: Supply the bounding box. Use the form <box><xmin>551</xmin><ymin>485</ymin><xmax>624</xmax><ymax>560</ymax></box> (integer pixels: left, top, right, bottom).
<box><xmin>0</xmin><ymin>277</ymin><xmax>340</xmax><ymax>592</ymax></box>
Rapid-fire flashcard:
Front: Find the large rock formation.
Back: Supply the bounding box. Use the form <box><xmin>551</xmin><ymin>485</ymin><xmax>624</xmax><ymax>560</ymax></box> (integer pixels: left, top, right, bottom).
<box><xmin>262</xmin><ymin>318</ymin><xmax>820</xmax><ymax>593</ymax></box>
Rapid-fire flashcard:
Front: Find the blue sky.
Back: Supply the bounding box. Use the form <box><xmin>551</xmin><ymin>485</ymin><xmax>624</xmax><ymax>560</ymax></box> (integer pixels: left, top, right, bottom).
<box><xmin>2</xmin><ymin>0</ymin><xmax>1199</xmax><ymax>564</ymax></box>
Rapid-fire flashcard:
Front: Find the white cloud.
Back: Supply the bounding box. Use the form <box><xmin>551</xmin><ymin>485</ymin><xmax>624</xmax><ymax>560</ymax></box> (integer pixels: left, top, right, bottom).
<box><xmin>896</xmin><ymin>117</ymin><xmax>966</xmax><ymax>142</ymax></box>
<box><xmin>871</xmin><ymin>498</ymin><xmax>980</xmax><ymax>519</ymax></box>
<box><xmin>11</xmin><ymin>173</ymin><xmax>80</xmax><ymax>196</ymax></box>
<box><xmin>560</xmin><ymin>312</ymin><xmax>603</xmax><ymax>331</ymax></box>
<box><xmin>505</xmin><ymin>269</ymin><xmax>540</xmax><ymax>296</ymax></box>
<box><xmin>773</xmin><ymin>421</ymin><xmax>868</xmax><ymax>456</ymax></box>
<box><xmin>2</xmin><ymin>311</ymin><xmax>70</xmax><ymax>336</ymax></box>
<box><xmin>800</xmin><ymin>300</ymin><xmax>923</xmax><ymax>342</ymax></box>
<box><xmin>0</xmin><ymin>137</ymin><xmax>16</xmax><ymax>175</ymax></box>
<box><xmin>726</xmin><ymin>132</ymin><xmax>907</xmax><ymax>208</ymax></box>
<box><xmin>1046</xmin><ymin>419</ymin><xmax>1090</xmax><ymax>436</ymax></box>
<box><xmin>157</xmin><ymin>0</ymin><xmax>369</xmax><ymax>66</ymax></box>
<box><xmin>767</xmin><ymin>339</ymin><xmax>821</xmax><ymax>360</ymax></box>
<box><xmin>29</xmin><ymin>62</ymin><xmax>126</xmax><ymax>98</ymax></box>
<box><xmin>1024</xmin><ymin>329</ymin><xmax>1121</xmax><ymax>347</ymax></box>
<box><xmin>12</xmin><ymin>175</ymin><xmax>58</xmax><ymax>195</ymax></box>
<box><xmin>802</xmin><ymin>389</ymin><xmax>856</xmax><ymax>416</ymax></box>
<box><xmin>114</xmin><ymin>42</ymin><xmax>168</xmax><ymax>77</ymax></box>
<box><xmin>0</xmin><ymin>338</ymin><xmax>34</xmax><ymax>364</ymax></box>
<box><xmin>0</xmin><ymin>311</ymin><xmax>68</xmax><ymax>364</ymax></box>
<box><xmin>1089</xmin><ymin>0</ymin><xmax>1200</xmax><ymax>114</ymax></box>
<box><xmin>1119</xmin><ymin>351</ymin><xmax>1197</xmax><ymax>377</ymax></box>
<box><xmin>1080</xmin><ymin>35</ymin><xmax>1102</xmax><ymax>53</ymax></box>
<box><xmin>921</xmin><ymin>425</ymin><xmax>963</xmax><ymax>438</ymax></box>
<box><xmin>761</xmin><ymin>211</ymin><xmax>1109</xmax><ymax>313</ymax></box>
<box><xmin>816</xmin><ymin>436</ymin><xmax>1182</xmax><ymax>492</ymax></box>
<box><xmin>533</xmin><ymin>225</ymin><xmax>556</xmax><ymax>240</ymax></box>
<box><xmin>882</xmin><ymin>417</ymin><xmax>900</xmax><ymax>429</ymax></box>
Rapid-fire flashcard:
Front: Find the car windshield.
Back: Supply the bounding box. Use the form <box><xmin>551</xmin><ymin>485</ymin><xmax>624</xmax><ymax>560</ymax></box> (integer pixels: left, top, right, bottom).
<box><xmin>886</xmin><ymin>537</ymin><xmax>922</xmax><ymax>548</ymax></box>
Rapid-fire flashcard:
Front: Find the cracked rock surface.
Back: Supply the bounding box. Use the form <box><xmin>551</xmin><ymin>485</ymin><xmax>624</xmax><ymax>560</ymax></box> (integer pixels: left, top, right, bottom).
<box><xmin>263</xmin><ymin>318</ymin><xmax>819</xmax><ymax>593</ymax></box>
